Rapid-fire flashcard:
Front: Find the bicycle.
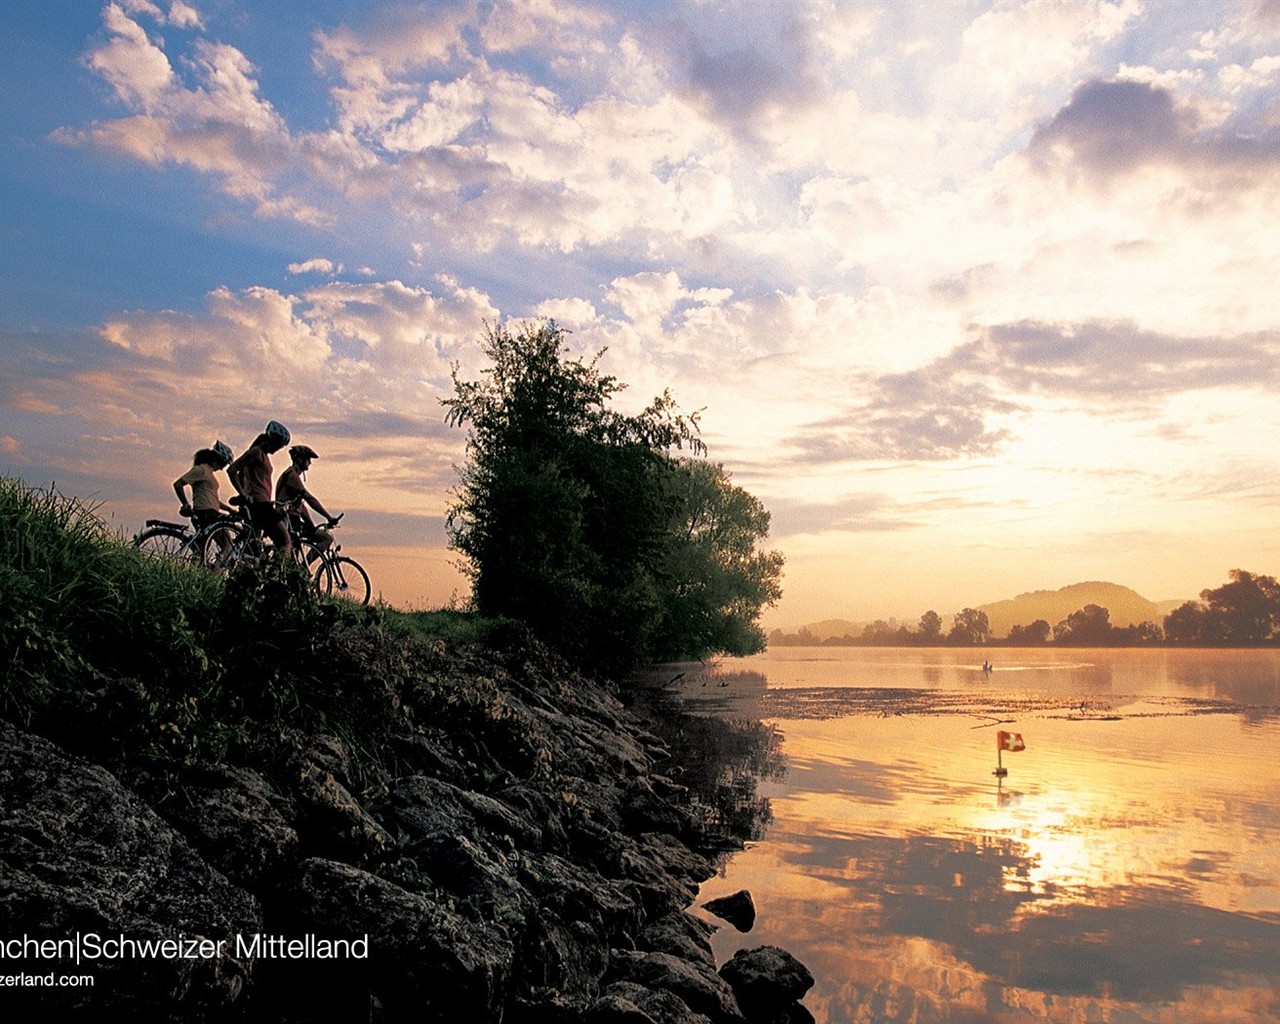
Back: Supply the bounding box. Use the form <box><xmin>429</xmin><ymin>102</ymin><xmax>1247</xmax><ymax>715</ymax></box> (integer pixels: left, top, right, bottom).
<box><xmin>132</xmin><ymin>508</ymin><xmax>247</xmax><ymax>569</ymax></box>
<box><xmin>213</xmin><ymin>499</ymin><xmax>372</xmax><ymax>606</ymax></box>
<box><xmin>305</xmin><ymin>517</ymin><xmax>371</xmax><ymax>606</ymax></box>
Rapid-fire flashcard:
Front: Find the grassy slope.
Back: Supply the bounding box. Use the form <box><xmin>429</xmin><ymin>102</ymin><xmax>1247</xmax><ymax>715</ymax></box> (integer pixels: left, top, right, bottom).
<box><xmin>0</xmin><ymin>475</ymin><xmax>546</xmax><ymax>778</ymax></box>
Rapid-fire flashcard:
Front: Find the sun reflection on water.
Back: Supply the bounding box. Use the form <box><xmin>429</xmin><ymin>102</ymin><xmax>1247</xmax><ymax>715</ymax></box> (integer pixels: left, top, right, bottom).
<box><xmin>673</xmin><ymin>647</ymin><xmax>1280</xmax><ymax>1023</ymax></box>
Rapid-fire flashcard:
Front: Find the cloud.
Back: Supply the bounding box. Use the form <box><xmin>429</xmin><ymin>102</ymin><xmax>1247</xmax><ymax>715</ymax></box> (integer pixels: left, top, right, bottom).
<box><xmin>964</xmin><ymin>320</ymin><xmax>1280</xmax><ymax>403</ymax></box>
<box><xmin>787</xmin><ymin>378</ymin><xmax>1012</xmax><ymax>465</ymax></box>
<box><xmin>101</xmin><ymin>285</ymin><xmax>331</xmax><ymax>374</ymax></box>
<box><xmin>764</xmin><ymin>492</ymin><xmax>924</xmax><ymax>538</ymax></box>
<box><xmin>1027</xmin><ymin>77</ymin><xmax>1280</xmax><ymax>185</ymax></box>
<box><xmin>79</xmin><ymin>277</ymin><xmax>498</xmax><ymax>480</ymax></box>
<box><xmin>87</xmin><ymin>2</ymin><xmax>175</xmax><ymax>109</ymax></box>
<box><xmin>1027</xmin><ymin>79</ymin><xmax>1193</xmax><ymax>179</ymax></box>
<box><xmin>288</xmin><ymin>258</ymin><xmax>342</xmax><ymax>276</ymax></box>
<box><xmin>56</xmin><ymin>5</ymin><xmax>322</xmax><ymax>223</ymax></box>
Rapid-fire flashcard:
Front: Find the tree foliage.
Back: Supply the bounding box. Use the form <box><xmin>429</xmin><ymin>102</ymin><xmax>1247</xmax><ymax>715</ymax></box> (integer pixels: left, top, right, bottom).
<box><xmin>918</xmin><ymin>610</ymin><xmax>943</xmax><ymax>642</ymax></box>
<box><xmin>948</xmin><ymin>607</ymin><xmax>991</xmax><ymax>645</ymax></box>
<box><xmin>1007</xmin><ymin>619</ymin><xmax>1050</xmax><ymax>644</ymax></box>
<box><xmin>444</xmin><ymin>320</ymin><xmax>783</xmax><ymax>672</ymax></box>
<box><xmin>1163</xmin><ymin>569</ymin><xmax>1280</xmax><ymax>644</ymax></box>
<box><xmin>1053</xmin><ymin>603</ymin><xmax>1112</xmax><ymax>645</ymax></box>
<box><xmin>652</xmin><ymin>459</ymin><xmax>784</xmax><ymax>661</ymax></box>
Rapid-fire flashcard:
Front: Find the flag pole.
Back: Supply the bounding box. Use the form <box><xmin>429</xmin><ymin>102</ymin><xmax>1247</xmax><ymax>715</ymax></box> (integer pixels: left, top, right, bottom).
<box><xmin>994</xmin><ymin>736</ymin><xmax>1006</xmax><ymax>778</ymax></box>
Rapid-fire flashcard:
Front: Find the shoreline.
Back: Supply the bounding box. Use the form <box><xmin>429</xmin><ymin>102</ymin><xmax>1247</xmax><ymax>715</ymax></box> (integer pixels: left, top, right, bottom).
<box><xmin>0</xmin><ymin>630</ymin><xmax>806</xmax><ymax>1022</ymax></box>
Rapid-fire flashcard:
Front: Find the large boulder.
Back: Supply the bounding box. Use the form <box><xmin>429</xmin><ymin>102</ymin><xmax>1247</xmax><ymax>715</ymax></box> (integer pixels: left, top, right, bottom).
<box><xmin>718</xmin><ymin>946</ymin><xmax>814</xmax><ymax>1023</ymax></box>
<box><xmin>702</xmin><ymin>890</ymin><xmax>756</xmax><ymax>932</ymax></box>
<box><xmin>588</xmin><ymin>980</ymin><xmax>719</xmax><ymax>1024</ymax></box>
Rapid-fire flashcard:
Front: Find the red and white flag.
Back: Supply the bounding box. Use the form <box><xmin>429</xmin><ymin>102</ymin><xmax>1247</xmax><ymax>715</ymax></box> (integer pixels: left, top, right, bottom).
<box><xmin>997</xmin><ymin>730</ymin><xmax>1025</xmax><ymax>752</ymax></box>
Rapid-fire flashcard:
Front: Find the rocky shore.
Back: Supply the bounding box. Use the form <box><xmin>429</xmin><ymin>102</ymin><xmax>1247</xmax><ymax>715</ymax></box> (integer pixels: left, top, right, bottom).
<box><xmin>0</xmin><ymin>622</ymin><xmax>811</xmax><ymax>1022</ymax></box>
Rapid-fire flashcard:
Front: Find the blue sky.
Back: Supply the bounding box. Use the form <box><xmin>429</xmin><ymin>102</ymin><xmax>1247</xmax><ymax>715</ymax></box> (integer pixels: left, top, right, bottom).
<box><xmin>4</xmin><ymin>0</ymin><xmax>1280</xmax><ymax>624</ymax></box>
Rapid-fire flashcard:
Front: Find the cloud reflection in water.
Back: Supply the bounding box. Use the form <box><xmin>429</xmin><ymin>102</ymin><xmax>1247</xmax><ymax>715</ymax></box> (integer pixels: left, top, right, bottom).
<box><xmin>681</xmin><ymin>649</ymin><xmax>1280</xmax><ymax>1023</ymax></box>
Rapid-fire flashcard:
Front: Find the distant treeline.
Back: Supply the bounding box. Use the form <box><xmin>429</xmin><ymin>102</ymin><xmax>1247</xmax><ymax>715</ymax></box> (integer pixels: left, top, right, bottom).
<box><xmin>770</xmin><ymin>570</ymin><xmax>1280</xmax><ymax>648</ymax></box>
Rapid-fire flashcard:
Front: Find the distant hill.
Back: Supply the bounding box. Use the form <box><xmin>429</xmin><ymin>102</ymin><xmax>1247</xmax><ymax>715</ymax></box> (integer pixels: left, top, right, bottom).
<box><xmin>977</xmin><ymin>581</ymin><xmax>1173</xmax><ymax>638</ymax></box>
<box><xmin>777</xmin><ymin>581</ymin><xmax>1188</xmax><ymax>642</ymax></box>
<box><xmin>785</xmin><ymin>618</ymin><xmax>871</xmax><ymax>641</ymax></box>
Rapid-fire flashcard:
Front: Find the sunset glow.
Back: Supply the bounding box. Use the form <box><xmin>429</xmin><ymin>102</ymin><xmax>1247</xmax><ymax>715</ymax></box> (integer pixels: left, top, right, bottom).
<box><xmin>4</xmin><ymin>1</ymin><xmax>1280</xmax><ymax>623</ymax></box>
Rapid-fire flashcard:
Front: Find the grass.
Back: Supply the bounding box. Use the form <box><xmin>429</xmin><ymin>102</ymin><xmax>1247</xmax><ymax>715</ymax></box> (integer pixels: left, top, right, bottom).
<box><xmin>1</xmin><ymin>478</ymin><xmax>221</xmax><ymax>718</ymax></box>
<box><xmin>2</xmin><ymin>471</ymin><xmax>555</xmax><ymax>783</ymax></box>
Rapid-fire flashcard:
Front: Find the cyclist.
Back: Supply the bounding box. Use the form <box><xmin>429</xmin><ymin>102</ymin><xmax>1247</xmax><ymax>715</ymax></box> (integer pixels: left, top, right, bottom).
<box><xmin>172</xmin><ymin>440</ymin><xmax>235</xmax><ymax>530</ymax></box>
<box><xmin>276</xmin><ymin>444</ymin><xmax>341</xmax><ymax>552</ymax></box>
<box><xmin>228</xmin><ymin>419</ymin><xmax>292</xmax><ymax>557</ymax></box>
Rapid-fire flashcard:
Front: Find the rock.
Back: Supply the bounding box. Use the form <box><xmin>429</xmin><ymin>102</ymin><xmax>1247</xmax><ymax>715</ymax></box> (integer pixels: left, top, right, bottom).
<box><xmin>287</xmin><ymin>752</ymin><xmax>394</xmax><ymax>860</ymax></box>
<box><xmin>515</xmin><ymin>907</ymin><xmax>609</xmax><ymax>1002</ymax></box>
<box><xmin>392</xmin><ymin>730</ymin><xmax>467</xmax><ymax>780</ymax></box>
<box><xmin>585</xmin><ymin>988</ymin><xmax>664</xmax><ymax>1024</ymax></box>
<box><xmin>588</xmin><ymin>981</ymin><xmax>718</xmax><ymax>1024</ymax></box>
<box><xmin>378</xmin><ymin>774</ymin><xmax>543</xmax><ymax>852</ymax></box>
<box><xmin>702</xmin><ymin>890</ymin><xmax>756</xmax><ymax>932</ymax></box>
<box><xmin>280</xmin><ymin>857</ymin><xmax>513</xmax><ymax>1020</ymax></box>
<box><xmin>637</xmin><ymin>912</ymin><xmax>717</xmax><ymax>964</ymax></box>
<box><xmin>608</xmin><ymin>949</ymin><xmax>744</xmax><ymax>1024</ymax></box>
<box><xmin>138</xmin><ymin>762</ymin><xmax>299</xmax><ymax>887</ymax></box>
<box><xmin>0</xmin><ymin>722</ymin><xmax>259</xmax><ymax>1015</ymax></box>
<box><xmin>718</xmin><ymin>946</ymin><xmax>814</xmax><ymax>1022</ymax></box>
<box><xmin>0</xmin><ymin>612</ymin><xmax>781</xmax><ymax>1022</ymax></box>
<box><xmin>409</xmin><ymin>830</ymin><xmax>534</xmax><ymax>922</ymax></box>
<box><xmin>620</xmin><ymin>777</ymin><xmax>701</xmax><ymax>838</ymax></box>
<box><xmin>520</xmin><ymin>852</ymin><xmax>643</xmax><ymax>942</ymax></box>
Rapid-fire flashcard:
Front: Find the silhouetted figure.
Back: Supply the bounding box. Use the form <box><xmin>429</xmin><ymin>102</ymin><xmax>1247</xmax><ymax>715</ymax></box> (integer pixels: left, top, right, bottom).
<box><xmin>276</xmin><ymin>444</ymin><xmax>341</xmax><ymax>552</ymax></box>
<box><xmin>229</xmin><ymin>420</ymin><xmax>292</xmax><ymax>557</ymax></box>
<box><xmin>173</xmin><ymin>440</ymin><xmax>234</xmax><ymax>529</ymax></box>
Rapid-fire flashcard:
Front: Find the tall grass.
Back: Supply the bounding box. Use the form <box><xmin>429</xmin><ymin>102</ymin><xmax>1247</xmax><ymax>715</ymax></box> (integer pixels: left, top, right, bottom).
<box><xmin>0</xmin><ymin>477</ymin><xmax>227</xmax><ymax>734</ymax></box>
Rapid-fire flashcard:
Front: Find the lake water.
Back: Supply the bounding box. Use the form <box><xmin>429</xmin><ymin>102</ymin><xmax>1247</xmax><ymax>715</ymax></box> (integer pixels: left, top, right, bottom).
<box><xmin>654</xmin><ymin>647</ymin><xmax>1280</xmax><ymax>1024</ymax></box>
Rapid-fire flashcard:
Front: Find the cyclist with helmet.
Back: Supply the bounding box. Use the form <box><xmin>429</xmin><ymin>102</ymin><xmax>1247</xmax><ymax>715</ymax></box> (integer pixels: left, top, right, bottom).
<box><xmin>173</xmin><ymin>440</ymin><xmax>235</xmax><ymax>530</ymax></box>
<box><xmin>228</xmin><ymin>419</ymin><xmax>293</xmax><ymax>557</ymax></box>
<box><xmin>276</xmin><ymin>444</ymin><xmax>341</xmax><ymax>552</ymax></box>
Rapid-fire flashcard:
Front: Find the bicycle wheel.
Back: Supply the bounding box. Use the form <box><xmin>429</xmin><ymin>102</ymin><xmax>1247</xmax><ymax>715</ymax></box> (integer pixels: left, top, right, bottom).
<box><xmin>134</xmin><ymin>526</ymin><xmax>190</xmax><ymax>560</ymax></box>
<box><xmin>314</xmin><ymin>556</ymin><xmax>371</xmax><ymax>605</ymax></box>
<box><xmin>294</xmin><ymin>538</ymin><xmax>325</xmax><ymax>571</ymax></box>
<box><xmin>198</xmin><ymin>521</ymin><xmax>252</xmax><ymax>571</ymax></box>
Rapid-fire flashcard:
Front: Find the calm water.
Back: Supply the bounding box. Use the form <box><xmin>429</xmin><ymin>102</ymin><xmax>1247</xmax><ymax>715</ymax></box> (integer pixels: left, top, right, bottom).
<box><xmin>664</xmin><ymin>647</ymin><xmax>1280</xmax><ymax>1024</ymax></box>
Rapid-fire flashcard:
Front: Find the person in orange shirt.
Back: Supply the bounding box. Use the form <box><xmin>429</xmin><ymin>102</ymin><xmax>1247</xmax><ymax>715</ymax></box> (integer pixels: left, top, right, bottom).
<box><xmin>228</xmin><ymin>420</ymin><xmax>292</xmax><ymax>557</ymax></box>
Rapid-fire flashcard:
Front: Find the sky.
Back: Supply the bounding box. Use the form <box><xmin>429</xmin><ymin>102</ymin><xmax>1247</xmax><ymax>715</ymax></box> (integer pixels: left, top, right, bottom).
<box><xmin>3</xmin><ymin>0</ymin><xmax>1280</xmax><ymax>629</ymax></box>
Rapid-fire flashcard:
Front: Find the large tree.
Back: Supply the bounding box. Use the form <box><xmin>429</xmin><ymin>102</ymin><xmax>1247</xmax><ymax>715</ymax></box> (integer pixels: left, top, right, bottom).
<box><xmin>948</xmin><ymin>608</ymin><xmax>991</xmax><ymax>645</ymax></box>
<box><xmin>1164</xmin><ymin>569</ymin><xmax>1280</xmax><ymax>645</ymax></box>
<box><xmin>444</xmin><ymin>320</ymin><xmax>782</xmax><ymax>671</ymax></box>
<box><xmin>1053</xmin><ymin>604</ymin><xmax>1113</xmax><ymax>645</ymax></box>
<box><xmin>918</xmin><ymin>610</ymin><xmax>943</xmax><ymax>644</ymax></box>
<box><xmin>1007</xmin><ymin>619</ymin><xmax>1051</xmax><ymax>644</ymax></box>
<box><xmin>1200</xmin><ymin>569</ymin><xmax>1280</xmax><ymax>643</ymax></box>
<box><xmin>652</xmin><ymin>459</ymin><xmax>784</xmax><ymax>661</ymax></box>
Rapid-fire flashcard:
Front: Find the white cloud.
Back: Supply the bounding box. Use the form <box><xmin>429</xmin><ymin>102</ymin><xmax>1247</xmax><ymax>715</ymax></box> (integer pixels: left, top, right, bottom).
<box><xmin>478</xmin><ymin>0</ymin><xmax>613</xmax><ymax>56</ymax></box>
<box><xmin>101</xmin><ymin>285</ymin><xmax>331</xmax><ymax>374</ymax></box>
<box><xmin>166</xmin><ymin>1</ymin><xmax>202</xmax><ymax>30</ymax></box>
<box><xmin>288</xmin><ymin>258</ymin><xmax>341</xmax><ymax>276</ymax></box>
<box><xmin>87</xmin><ymin>2</ymin><xmax>175</xmax><ymax>109</ymax></box>
<box><xmin>532</xmin><ymin>297</ymin><xmax>599</xmax><ymax>328</ymax></box>
<box><xmin>58</xmin><ymin>5</ymin><xmax>319</xmax><ymax>223</ymax></box>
